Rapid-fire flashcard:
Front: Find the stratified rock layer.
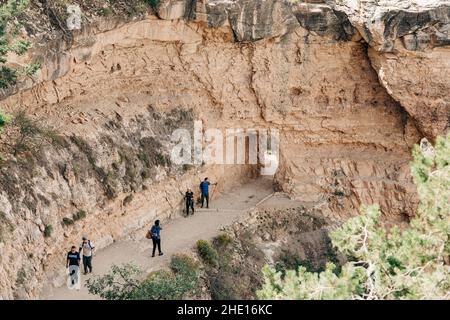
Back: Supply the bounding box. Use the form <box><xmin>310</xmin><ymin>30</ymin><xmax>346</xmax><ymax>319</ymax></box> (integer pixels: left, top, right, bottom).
<box><xmin>328</xmin><ymin>0</ymin><xmax>450</xmax><ymax>138</ymax></box>
<box><xmin>0</xmin><ymin>0</ymin><xmax>448</xmax><ymax>299</ymax></box>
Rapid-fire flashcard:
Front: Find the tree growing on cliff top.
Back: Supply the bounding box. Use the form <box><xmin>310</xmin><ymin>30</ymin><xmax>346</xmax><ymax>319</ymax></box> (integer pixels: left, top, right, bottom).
<box><xmin>0</xmin><ymin>111</ymin><xmax>10</xmax><ymax>132</ymax></box>
<box><xmin>0</xmin><ymin>0</ymin><xmax>39</xmax><ymax>89</ymax></box>
<box><xmin>258</xmin><ymin>134</ymin><xmax>450</xmax><ymax>300</ymax></box>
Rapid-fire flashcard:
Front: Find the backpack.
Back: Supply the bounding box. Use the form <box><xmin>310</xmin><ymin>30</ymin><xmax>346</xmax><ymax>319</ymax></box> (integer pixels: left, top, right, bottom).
<box><xmin>146</xmin><ymin>226</ymin><xmax>156</xmax><ymax>239</ymax></box>
<box><xmin>81</xmin><ymin>240</ymin><xmax>93</xmax><ymax>250</ymax></box>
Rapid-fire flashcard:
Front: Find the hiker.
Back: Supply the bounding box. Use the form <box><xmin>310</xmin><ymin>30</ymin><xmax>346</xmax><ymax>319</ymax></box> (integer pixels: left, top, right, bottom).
<box><xmin>66</xmin><ymin>246</ymin><xmax>81</xmax><ymax>269</ymax></box>
<box><xmin>199</xmin><ymin>177</ymin><xmax>217</xmax><ymax>209</ymax></box>
<box><xmin>150</xmin><ymin>220</ymin><xmax>163</xmax><ymax>257</ymax></box>
<box><xmin>79</xmin><ymin>236</ymin><xmax>95</xmax><ymax>275</ymax></box>
<box><xmin>185</xmin><ymin>188</ymin><xmax>195</xmax><ymax>216</ymax></box>
<box><xmin>66</xmin><ymin>246</ymin><xmax>81</xmax><ymax>287</ymax></box>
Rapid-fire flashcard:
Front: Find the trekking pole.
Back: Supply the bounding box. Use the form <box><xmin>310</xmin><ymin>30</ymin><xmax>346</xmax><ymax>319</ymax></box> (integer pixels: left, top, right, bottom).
<box><xmin>210</xmin><ymin>177</ymin><xmax>222</xmax><ymax>202</ymax></box>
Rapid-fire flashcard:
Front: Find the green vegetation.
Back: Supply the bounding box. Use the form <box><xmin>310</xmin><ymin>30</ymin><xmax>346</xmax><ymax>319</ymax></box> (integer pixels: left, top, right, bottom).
<box><xmin>87</xmin><ymin>263</ymin><xmax>141</xmax><ymax>300</ymax></box>
<box><xmin>61</xmin><ymin>209</ymin><xmax>87</xmax><ymax>227</ymax></box>
<box><xmin>198</xmin><ymin>232</ymin><xmax>264</xmax><ymax>300</ymax></box>
<box><xmin>99</xmin><ymin>7</ymin><xmax>114</xmax><ymax>17</ymax></box>
<box><xmin>16</xmin><ymin>266</ymin><xmax>27</xmax><ymax>286</ymax></box>
<box><xmin>126</xmin><ymin>1</ymin><xmax>148</xmax><ymax>16</ymax></box>
<box><xmin>87</xmin><ymin>254</ymin><xmax>200</xmax><ymax>300</ymax></box>
<box><xmin>62</xmin><ymin>217</ymin><xmax>74</xmax><ymax>227</ymax></box>
<box><xmin>0</xmin><ymin>111</ymin><xmax>46</xmax><ymax>157</ymax></box>
<box><xmin>0</xmin><ymin>111</ymin><xmax>11</xmax><ymax>155</ymax></box>
<box><xmin>0</xmin><ymin>112</ymin><xmax>11</xmax><ymax>132</ymax></box>
<box><xmin>0</xmin><ymin>0</ymin><xmax>40</xmax><ymax>89</ymax></box>
<box><xmin>170</xmin><ymin>253</ymin><xmax>199</xmax><ymax>276</ymax></box>
<box><xmin>258</xmin><ymin>134</ymin><xmax>450</xmax><ymax>300</ymax></box>
<box><xmin>0</xmin><ymin>111</ymin><xmax>65</xmax><ymax>172</ymax></box>
<box><xmin>275</xmin><ymin>251</ymin><xmax>316</xmax><ymax>275</ymax></box>
<box><xmin>333</xmin><ymin>190</ymin><xmax>345</xmax><ymax>197</ymax></box>
<box><xmin>10</xmin><ymin>111</ymin><xmax>42</xmax><ymax>155</ymax></box>
<box><xmin>213</xmin><ymin>233</ymin><xmax>233</xmax><ymax>248</ymax></box>
<box><xmin>147</xmin><ymin>0</ymin><xmax>160</xmax><ymax>10</ymax></box>
<box><xmin>72</xmin><ymin>209</ymin><xmax>87</xmax><ymax>221</ymax></box>
<box><xmin>43</xmin><ymin>224</ymin><xmax>53</xmax><ymax>238</ymax></box>
<box><xmin>196</xmin><ymin>239</ymin><xmax>219</xmax><ymax>267</ymax></box>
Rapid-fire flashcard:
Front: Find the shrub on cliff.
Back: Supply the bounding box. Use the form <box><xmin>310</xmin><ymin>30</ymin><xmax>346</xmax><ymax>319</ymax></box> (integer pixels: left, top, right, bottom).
<box><xmin>258</xmin><ymin>134</ymin><xmax>450</xmax><ymax>300</ymax></box>
<box><xmin>86</xmin><ymin>263</ymin><xmax>141</xmax><ymax>300</ymax></box>
<box><xmin>0</xmin><ymin>112</ymin><xmax>10</xmax><ymax>132</ymax></box>
<box><xmin>87</xmin><ymin>254</ymin><xmax>200</xmax><ymax>300</ymax></box>
<box><xmin>147</xmin><ymin>0</ymin><xmax>160</xmax><ymax>10</ymax></box>
<box><xmin>0</xmin><ymin>0</ymin><xmax>40</xmax><ymax>89</ymax></box>
<box><xmin>196</xmin><ymin>239</ymin><xmax>219</xmax><ymax>267</ymax></box>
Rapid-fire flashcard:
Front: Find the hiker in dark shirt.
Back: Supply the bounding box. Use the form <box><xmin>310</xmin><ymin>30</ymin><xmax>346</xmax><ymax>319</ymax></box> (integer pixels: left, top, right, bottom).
<box><xmin>66</xmin><ymin>246</ymin><xmax>81</xmax><ymax>268</ymax></box>
<box><xmin>199</xmin><ymin>177</ymin><xmax>217</xmax><ymax>208</ymax></box>
<box><xmin>66</xmin><ymin>246</ymin><xmax>81</xmax><ymax>287</ymax></box>
<box><xmin>185</xmin><ymin>188</ymin><xmax>194</xmax><ymax>216</ymax></box>
<box><xmin>150</xmin><ymin>220</ymin><xmax>163</xmax><ymax>257</ymax></box>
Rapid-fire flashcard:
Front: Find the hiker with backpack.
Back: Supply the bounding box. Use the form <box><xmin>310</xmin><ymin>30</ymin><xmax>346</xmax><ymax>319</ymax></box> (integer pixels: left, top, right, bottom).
<box><xmin>185</xmin><ymin>188</ymin><xmax>195</xmax><ymax>216</ymax></box>
<box><xmin>199</xmin><ymin>177</ymin><xmax>217</xmax><ymax>209</ymax></box>
<box><xmin>79</xmin><ymin>236</ymin><xmax>95</xmax><ymax>275</ymax></box>
<box><xmin>147</xmin><ymin>220</ymin><xmax>163</xmax><ymax>257</ymax></box>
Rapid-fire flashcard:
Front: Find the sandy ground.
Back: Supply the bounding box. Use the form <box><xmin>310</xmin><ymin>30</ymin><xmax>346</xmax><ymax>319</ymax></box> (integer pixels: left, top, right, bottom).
<box><xmin>41</xmin><ymin>177</ymin><xmax>274</xmax><ymax>300</ymax></box>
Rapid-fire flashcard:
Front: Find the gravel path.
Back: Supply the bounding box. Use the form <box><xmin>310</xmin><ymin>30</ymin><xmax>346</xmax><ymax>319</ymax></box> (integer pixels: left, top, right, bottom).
<box><xmin>42</xmin><ymin>178</ymin><xmax>274</xmax><ymax>300</ymax></box>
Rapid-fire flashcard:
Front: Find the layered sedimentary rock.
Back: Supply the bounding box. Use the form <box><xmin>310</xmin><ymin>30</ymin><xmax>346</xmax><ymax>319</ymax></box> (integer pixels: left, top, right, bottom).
<box><xmin>0</xmin><ymin>0</ymin><xmax>447</xmax><ymax>299</ymax></box>
<box><xmin>328</xmin><ymin>0</ymin><xmax>450</xmax><ymax>138</ymax></box>
<box><xmin>156</xmin><ymin>0</ymin><xmax>450</xmax><ymax>138</ymax></box>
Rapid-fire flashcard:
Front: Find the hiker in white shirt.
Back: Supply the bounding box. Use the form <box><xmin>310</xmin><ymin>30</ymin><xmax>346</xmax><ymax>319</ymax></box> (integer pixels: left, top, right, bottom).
<box><xmin>79</xmin><ymin>236</ymin><xmax>95</xmax><ymax>275</ymax></box>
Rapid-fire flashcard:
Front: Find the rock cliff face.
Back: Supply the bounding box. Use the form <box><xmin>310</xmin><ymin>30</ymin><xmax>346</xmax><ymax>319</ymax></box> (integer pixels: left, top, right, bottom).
<box><xmin>0</xmin><ymin>0</ymin><xmax>448</xmax><ymax>298</ymax></box>
<box><xmin>197</xmin><ymin>202</ymin><xmax>345</xmax><ymax>299</ymax></box>
<box><xmin>329</xmin><ymin>0</ymin><xmax>450</xmax><ymax>138</ymax></box>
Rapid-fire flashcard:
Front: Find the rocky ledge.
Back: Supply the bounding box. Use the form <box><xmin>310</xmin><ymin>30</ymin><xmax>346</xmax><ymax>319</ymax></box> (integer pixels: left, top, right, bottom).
<box><xmin>154</xmin><ymin>0</ymin><xmax>450</xmax><ymax>138</ymax></box>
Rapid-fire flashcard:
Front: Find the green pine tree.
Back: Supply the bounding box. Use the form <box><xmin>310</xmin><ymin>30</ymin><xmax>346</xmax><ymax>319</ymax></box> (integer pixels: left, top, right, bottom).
<box><xmin>258</xmin><ymin>134</ymin><xmax>450</xmax><ymax>300</ymax></box>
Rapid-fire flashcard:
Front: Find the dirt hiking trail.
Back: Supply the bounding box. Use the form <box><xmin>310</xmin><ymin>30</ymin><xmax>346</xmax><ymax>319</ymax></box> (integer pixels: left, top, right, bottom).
<box><xmin>42</xmin><ymin>178</ymin><xmax>274</xmax><ymax>300</ymax></box>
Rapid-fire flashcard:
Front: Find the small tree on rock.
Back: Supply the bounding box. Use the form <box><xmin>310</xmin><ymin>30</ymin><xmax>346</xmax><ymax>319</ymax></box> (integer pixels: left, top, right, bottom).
<box><xmin>0</xmin><ymin>0</ymin><xmax>39</xmax><ymax>89</ymax></box>
<box><xmin>258</xmin><ymin>134</ymin><xmax>450</xmax><ymax>300</ymax></box>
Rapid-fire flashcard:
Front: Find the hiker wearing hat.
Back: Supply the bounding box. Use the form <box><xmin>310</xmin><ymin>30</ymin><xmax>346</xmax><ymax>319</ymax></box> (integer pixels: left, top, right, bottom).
<box><xmin>79</xmin><ymin>236</ymin><xmax>95</xmax><ymax>275</ymax></box>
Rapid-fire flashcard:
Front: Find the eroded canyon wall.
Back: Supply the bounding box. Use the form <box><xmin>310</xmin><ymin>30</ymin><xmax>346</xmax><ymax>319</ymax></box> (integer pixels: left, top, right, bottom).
<box><xmin>0</xmin><ymin>0</ymin><xmax>448</xmax><ymax>298</ymax></box>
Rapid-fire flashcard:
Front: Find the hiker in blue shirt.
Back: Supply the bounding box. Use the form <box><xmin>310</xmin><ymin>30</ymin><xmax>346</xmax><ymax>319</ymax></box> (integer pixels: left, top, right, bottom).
<box><xmin>150</xmin><ymin>220</ymin><xmax>163</xmax><ymax>257</ymax></box>
<box><xmin>199</xmin><ymin>177</ymin><xmax>217</xmax><ymax>209</ymax></box>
